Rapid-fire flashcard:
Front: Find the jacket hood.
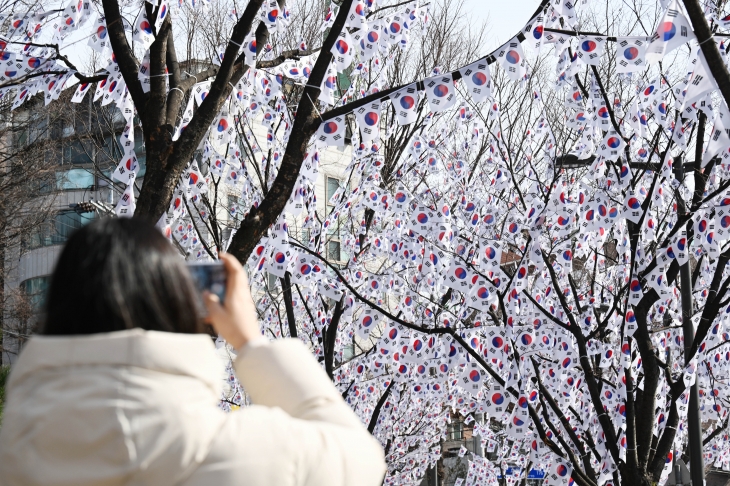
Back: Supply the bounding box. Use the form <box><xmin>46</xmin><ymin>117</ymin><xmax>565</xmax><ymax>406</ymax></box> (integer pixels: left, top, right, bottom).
<box><xmin>0</xmin><ymin>329</ymin><xmax>228</xmax><ymax>486</ymax></box>
<box><xmin>6</xmin><ymin>328</ymin><xmax>224</xmax><ymax>395</ymax></box>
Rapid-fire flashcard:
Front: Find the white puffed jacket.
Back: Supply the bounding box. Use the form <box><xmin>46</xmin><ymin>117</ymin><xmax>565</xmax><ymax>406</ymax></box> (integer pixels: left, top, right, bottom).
<box><xmin>0</xmin><ymin>329</ymin><xmax>386</xmax><ymax>486</ymax></box>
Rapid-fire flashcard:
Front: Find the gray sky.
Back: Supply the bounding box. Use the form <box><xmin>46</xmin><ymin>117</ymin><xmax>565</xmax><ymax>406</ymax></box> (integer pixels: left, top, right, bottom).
<box><xmin>461</xmin><ymin>0</ymin><xmax>543</xmax><ymax>51</ymax></box>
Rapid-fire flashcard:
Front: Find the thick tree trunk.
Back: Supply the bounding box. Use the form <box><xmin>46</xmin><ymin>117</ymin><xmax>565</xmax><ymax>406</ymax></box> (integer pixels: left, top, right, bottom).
<box><xmin>0</xmin><ymin>236</ymin><xmax>4</xmax><ymax>366</ymax></box>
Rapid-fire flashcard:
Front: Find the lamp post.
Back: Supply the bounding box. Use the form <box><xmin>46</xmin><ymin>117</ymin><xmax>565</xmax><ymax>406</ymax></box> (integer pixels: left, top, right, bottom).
<box><xmin>673</xmin><ymin>156</ymin><xmax>705</xmax><ymax>486</ymax></box>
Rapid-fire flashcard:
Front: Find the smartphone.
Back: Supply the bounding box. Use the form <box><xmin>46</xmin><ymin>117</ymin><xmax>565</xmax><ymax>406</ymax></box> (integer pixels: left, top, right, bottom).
<box><xmin>186</xmin><ymin>261</ymin><xmax>227</xmax><ymax>305</ymax></box>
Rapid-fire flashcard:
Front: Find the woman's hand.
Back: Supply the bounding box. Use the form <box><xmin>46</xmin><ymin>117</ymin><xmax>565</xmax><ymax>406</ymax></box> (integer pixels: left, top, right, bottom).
<box><xmin>203</xmin><ymin>253</ymin><xmax>261</xmax><ymax>350</ymax></box>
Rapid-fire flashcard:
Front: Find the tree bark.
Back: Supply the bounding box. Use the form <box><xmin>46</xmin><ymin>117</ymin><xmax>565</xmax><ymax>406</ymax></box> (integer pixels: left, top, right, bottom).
<box><xmin>368</xmin><ymin>381</ymin><xmax>395</xmax><ymax>434</ymax></box>
<box><xmin>132</xmin><ymin>0</ymin><xmax>265</xmax><ymax>219</ymax></box>
<box><xmin>280</xmin><ymin>272</ymin><xmax>297</xmax><ymax>338</ymax></box>
<box><xmin>683</xmin><ymin>0</ymin><xmax>730</xmax><ymax>108</ymax></box>
<box><xmin>324</xmin><ymin>297</ymin><xmax>344</xmax><ymax>381</ymax></box>
<box><xmin>227</xmin><ymin>0</ymin><xmax>355</xmax><ymax>263</ymax></box>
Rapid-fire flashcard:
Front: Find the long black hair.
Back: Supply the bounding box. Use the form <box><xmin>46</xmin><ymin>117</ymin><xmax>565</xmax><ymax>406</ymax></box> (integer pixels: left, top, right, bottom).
<box><xmin>43</xmin><ymin>217</ymin><xmax>204</xmax><ymax>335</ymax></box>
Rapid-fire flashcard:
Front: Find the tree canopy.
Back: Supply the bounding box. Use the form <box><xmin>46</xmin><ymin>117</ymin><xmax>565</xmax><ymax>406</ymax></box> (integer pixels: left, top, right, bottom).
<box><xmin>6</xmin><ymin>0</ymin><xmax>730</xmax><ymax>484</ymax></box>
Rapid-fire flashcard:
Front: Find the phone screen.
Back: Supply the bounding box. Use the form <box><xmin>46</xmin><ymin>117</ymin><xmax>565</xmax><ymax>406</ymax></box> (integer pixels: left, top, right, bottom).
<box><xmin>187</xmin><ymin>262</ymin><xmax>227</xmax><ymax>307</ymax></box>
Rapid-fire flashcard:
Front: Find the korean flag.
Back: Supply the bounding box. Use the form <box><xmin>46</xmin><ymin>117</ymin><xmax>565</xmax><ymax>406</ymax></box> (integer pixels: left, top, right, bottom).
<box><xmin>577</xmin><ymin>35</ymin><xmax>606</xmax><ymax>66</ymax></box>
<box><xmin>354</xmin><ymin>100</ymin><xmax>382</xmax><ymax>142</ymax></box>
<box><xmin>115</xmin><ymin>183</ymin><xmax>136</xmax><ymax>218</ymax></box>
<box><xmin>112</xmin><ymin>153</ymin><xmax>139</xmax><ymax>184</ymax></box>
<box><xmin>522</xmin><ymin>15</ymin><xmax>544</xmax><ymax>52</ymax></box>
<box><xmin>424</xmin><ymin>74</ymin><xmax>457</xmax><ymax>112</ymax></box>
<box><xmin>597</xmin><ymin>131</ymin><xmax>626</xmax><ymax>162</ymax></box>
<box><xmin>615</xmin><ymin>37</ymin><xmax>650</xmax><ymax>73</ymax></box>
<box><xmin>391</xmin><ymin>83</ymin><xmax>420</xmax><ymax>125</ymax></box>
<box><xmin>315</xmin><ymin>115</ymin><xmax>347</xmax><ymax>146</ymax></box>
<box><xmin>331</xmin><ymin>29</ymin><xmax>354</xmax><ymax>71</ymax></box>
<box><xmin>646</xmin><ymin>0</ymin><xmax>696</xmax><ymax>64</ymax></box>
<box><xmin>547</xmin><ymin>457</ymin><xmax>573</xmax><ymax>485</ymax></box>
<box><xmin>459</xmin><ymin>59</ymin><xmax>492</xmax><ymax>103</ymax></box>
<box><xmin>495</xmin><ymin>38</ymin><xmax>527</xmax><ymax>82</ymax></box>
<box><xmin>71</xmin><ymin>80</ymin><xmax>92</xmax><ymax>103</ymax></box>
<box><xmin>132</xmin><ymin>8</ymin><xmax>155</xmax><ymax>51</ymax></box>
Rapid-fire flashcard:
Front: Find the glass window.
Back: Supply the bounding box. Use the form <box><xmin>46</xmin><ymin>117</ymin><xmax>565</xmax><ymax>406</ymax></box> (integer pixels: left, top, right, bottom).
<box><xmin>96</xmin><ymin>135</ymin><xmax>122</xmax><ymax>167</ymax></box>
<box><xmin>28</xmin><ymin>114</ymin><xmax>48</xmax><ymax>144</ymax></box>
<box><xmin>266</xmin><ymin>273</ymin><xmax>278</xmax><ymax>292</ymax></box>
<box><xmin>73</xmin><ymin>97</ymin><xmax>90</xmax><ymax>134</ymax></box>
<box><xmin>448</xmin><ymin>421</ymin><xmax>464</xmax><ymax>441</ymax></box>
<box><xmin>24</xmin><ymin>211</ymin><xmax>96</xmax><ymax>250</ymax></box>
<box><xmin>134</xmin><ymin>132</ymin><xmax>146</xmax><ymax>167</ymax></box>
<box><xmin>57</xmin><ymin>169</ymin><xmax>94</xmax><ymax>190</ymax></box>
<box><xmin>46</xmin><ymin>145</ymin><xmax>62</xmax><ymax>165</ymax></box>
<box><xmin>343</xmin><ymin>343</ymin><xmax>355</xmax><ymax>361</ymax></box>
<box><xmin>20</xmin><ymin>275</ymin><xmax>51</xmax><ymax>312</ymax></box>
<box><xmin>136</xmin><ymin>160</ymin><xmax>147</xmax><ymax>178</ymax></box>
<box><xmin>63</xmin><ymin>139</ymin><xmax>93</xmax><ymax>165</ymax></box>
<box><xmin>326</xmin><ymin>177</ymin><xmax>340</xmax><ymax>206</ymax></box>
<box><xmin>53</xmin><ymin>211</ymin><xmax>95</xmax><ymax>242</ymax></box>
<box><xmin>327</xmin><ymin>240</ymin><xmax>341</xmax><ymax>261</ymax></box>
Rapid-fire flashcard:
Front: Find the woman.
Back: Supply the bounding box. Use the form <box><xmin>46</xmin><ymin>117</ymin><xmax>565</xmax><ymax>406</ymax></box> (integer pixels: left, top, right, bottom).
<box><xmin>0</xmin><ymin>218</ymin><xmax>386</xmax><ymax>486</ymax></box>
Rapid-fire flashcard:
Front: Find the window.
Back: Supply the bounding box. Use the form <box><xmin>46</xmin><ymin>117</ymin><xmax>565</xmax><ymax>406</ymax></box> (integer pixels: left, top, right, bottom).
<box><xmin>63</xmin><ymin>139</ymin><xmax>94</xmax><ymax>165</ymax></box>
<box><xmin>343</xmin><ymin>342</ymin><xmax>355</xmax><ymax>361</ymax></box>
<box><xmin>448</xmin><ymin>421</ymin><xmax>464</xmax><ymax>441</ymax></box>
<box><xmin>57</xmin><ymin>168</ymin><xmax>94</xmax><ymax>190</ymax></box>
<box><xmin>134</xmin><ymin>130</ymin><xmax>146</xmax><ymax>171</ymax></box>
<box><xmin>266</xmin><ymin>273</ymin><xmax>278</xmax><ymax>292</ymax></box>
<box><xmin>301</xmin><ymin>228</ymin><xmax>311</xmax><ymax>243</ymax></box>
<box><xmin>24</xmin><ymin>211</ymin><xmax>96</xmax><ymax>250</ymax></box>
<box><xmin>96</xmin><ymin>135</ymin><xmax>122</xmax><ymax>167</ymax></box>
<box><xmin>327</xmin><ymin>240</ymin><xmax>341</xmax><ymax>261</ymax></box>
<box><xmin>46</xmin><ymin>140</ymin><xmax>95</xmax><ymax>166</ymax></box>
<box><xmin>228</xmin><ymin>194</ymin><xmax>239</xmax><ymax>210</ymax></box>
<box><xmin>28</xmin><ymin>114</ymin><xmax>48</xmax><ymax>145</ymax></box>
<box><xmin>326</xmin><ymin>177</ymin><xmax>340</xmax><ymax>210</ymax></box>
<box><xmin>325</xmin><ymin>177</ymin><xmax>344</xmax><ymax>262</ymax></box>
<box><xmin>50</xmin><ymin>117</ymin><xmax>74</xmax><ymax>140</ymax></box>
<box><xmin>20</xmin><ymin>276</ymin><xmax>51</xmax><ymax>312</ymax></box>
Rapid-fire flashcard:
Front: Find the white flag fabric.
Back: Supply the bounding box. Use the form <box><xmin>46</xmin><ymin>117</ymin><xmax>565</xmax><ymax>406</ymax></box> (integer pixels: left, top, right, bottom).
<box><xmin>459</xmin><ymin>59</ymin><xmax>492</xmax><ymax>102</ymax></box>
<box><xmin>424</xmin><ymin>74</ymin><xmax>457</xmax><ymax>112</ymax></box>
<box><xmin>154</xmin><ymin>0</ymin><xmax>169</xmax><ymax>32</ymax></box>
<box><xmin>391</xmin><ymin>83</ymin><xmax>420</xmax><ymax>125</ymax></box>
<box><xmin>577</xmin><ymin>35</ymin><xmax>607</xmax><ymax>65</ymax></box>
<box><xmin>597</xmin><ymin>131</ymin><xmax>626</xmax><ymax>161</ymax></box>
<box><xmin>112</xmin><ymin>153</ymin><xmax>139</xmax><ymax>184</ymax></box>
<box><xmin>646</xmin><ymin>0</ymin><xmax>696</xmax><ymax>64</ymax></box>
<box><xmin>355</xmin><ymin>22</ymin><xmax>382</xmax><ymax>62</ymax></box>
<box><xmin>242</xmin><ymin>31</ymin><xmax>258</xmax><ymax>66</ymax></box>
<box><xmin>495</xmin><ymin>38</ymin><xmax>527</xmax><ymax>81</ymax></box>
<box><xmin>319</xmin><ymin>63</ymin><xmax>338</xmax><ymax>105</ymax></box>
<box><xmin>88</xmin><ymin>16</ymin><xmax>111</xmax><ymax>54</ymax></box>
<box><xmin>331</xmin><ymin>29</ymin><xmax>355</xmax><ymax>71</ymax></box>
<box><xmin>522</xmin><ymin>15</ymin><xmax>544</xmax><ymax>51</ymax></box>
<box><xmin>315</xmin><ymin>115</ymin><xmax>347</xmax><ymax>146</ymax></box>
<box><xmin>703</xmin><ymin>102</ymin><xmax>730</xmax><ymax>167</ymax></box>
<box><xmin>346</xmin><ymin>0</ymin><xmax>368</xmax><ymax>30</ymax></box>
<box><xmin>682</xmin><ymin>50</ymin><xmax>718</xmax><ymax>110</ymax></box>
<box><xmin>132</xmin><ymin>8</ymin><xmax>155</xmax><ymax>50</ymax></box>
<box><xmin>115</xmin><ymin>184</ymin><xmax>136</xmax><ymax>217</ymax></box>
<box><xmin>546</xmin><ymin>457</ymin><xmax>573</xmax><ymax>485</ymax></box>
<box><xmin>354</xmin><ymin>100</ymin><xmax>382</xmax><ymax>142</ymax></box>
<box><xmin>615</xmin><ymin>36</ymin><xmax>650</xmax><ymax>73</ymax></box>
<box><xmin>70</xmin><ymin>80</ymin><xmax>92</xmax><ymax>103</ymax></box>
